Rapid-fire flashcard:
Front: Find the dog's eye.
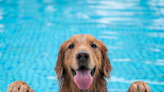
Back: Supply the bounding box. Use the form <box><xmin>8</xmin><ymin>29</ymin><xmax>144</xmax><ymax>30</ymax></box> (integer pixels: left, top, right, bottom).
<box><xmin>69</xmin><ymin>44</ymin><xmax>74</xmax><ymax>49</ymax></box>
<box><xmin>91</xmin><ymin>44</ymin><xmax>97</xmax><ymax>48</ymax></box>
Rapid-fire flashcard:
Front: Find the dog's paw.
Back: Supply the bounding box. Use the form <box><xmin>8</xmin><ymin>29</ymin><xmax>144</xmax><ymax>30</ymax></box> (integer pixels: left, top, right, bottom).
<box><xmin>7</xmin><ymin>81</ymin><xmax>34</xmax><ymax>92</ymax></box>
<box><xmin>127</xmin><ymin>81</ymin><xmax>151</xmax><ymax>92</ymax></box>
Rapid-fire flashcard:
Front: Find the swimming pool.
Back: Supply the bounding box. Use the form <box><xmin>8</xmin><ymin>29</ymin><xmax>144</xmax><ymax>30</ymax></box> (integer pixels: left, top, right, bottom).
<box><xmin>0</xmin><ymin>0</ymin><xmax>164</xmax><ymax>91</ymax></box>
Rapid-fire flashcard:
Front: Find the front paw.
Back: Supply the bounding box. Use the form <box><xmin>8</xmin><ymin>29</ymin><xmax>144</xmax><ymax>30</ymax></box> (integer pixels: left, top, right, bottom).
<box><xmin>127</xmin><ymin>81</ymin><xmax>151</xmax><ymax>92</ymax></box>
<box><xmin>7</xmin><ymin>81</ymin><xmax>34</xmax><ymax>92</ymax></box>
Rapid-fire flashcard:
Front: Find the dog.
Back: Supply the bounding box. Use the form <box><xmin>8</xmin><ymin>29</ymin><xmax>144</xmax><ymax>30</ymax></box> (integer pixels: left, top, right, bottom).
<box><xmin>7</xmin><ymin>34</ymin><xmax>151</xmax><ymax>92</ymax></box>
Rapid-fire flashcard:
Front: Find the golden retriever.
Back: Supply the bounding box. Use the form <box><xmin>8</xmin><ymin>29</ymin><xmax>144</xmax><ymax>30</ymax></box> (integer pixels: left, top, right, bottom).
<box><xmin>7</xmin><ymin>34</ymin><xmax>151</xmax><ymax>92</ymax></box>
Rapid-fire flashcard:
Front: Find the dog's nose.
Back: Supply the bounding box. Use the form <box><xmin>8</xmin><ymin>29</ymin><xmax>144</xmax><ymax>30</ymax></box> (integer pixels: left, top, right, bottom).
<box><xmin>76</xmin><ymin>51</ymin><xmax>90</xmax><ymax>61</ymax></box>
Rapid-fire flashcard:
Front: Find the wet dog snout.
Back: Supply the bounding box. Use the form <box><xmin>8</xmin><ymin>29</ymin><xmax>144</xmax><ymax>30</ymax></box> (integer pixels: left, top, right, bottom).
<box><xmin>76</xmin><ymin>51</ymin><xmax>90</xmax><ymax>62</ymax></box>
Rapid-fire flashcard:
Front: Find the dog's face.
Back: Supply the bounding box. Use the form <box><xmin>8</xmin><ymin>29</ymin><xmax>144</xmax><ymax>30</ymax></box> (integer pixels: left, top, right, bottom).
<box><xmin>55</xmin><ymin>34</ymin><xmax>112</xmax><ymax>90</ymax></box>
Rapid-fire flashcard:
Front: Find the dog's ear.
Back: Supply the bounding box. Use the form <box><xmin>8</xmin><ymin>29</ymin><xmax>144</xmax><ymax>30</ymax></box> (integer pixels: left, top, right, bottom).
<box><xmin>55</xmin><ymin>41</ymin><xmax>67</xmax><ymax>81</ymax></box>
<box><xmin>97</xmin><ymin>40</ymin><xmax>112</xmax><ymax>78</ymax></box>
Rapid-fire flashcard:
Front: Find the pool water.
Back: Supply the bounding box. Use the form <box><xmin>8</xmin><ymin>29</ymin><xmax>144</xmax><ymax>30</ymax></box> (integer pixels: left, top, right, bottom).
<box><xmin>0</xmin><ymin>0</ymin><xmax>164</xmax><ymax>92</ymax></box>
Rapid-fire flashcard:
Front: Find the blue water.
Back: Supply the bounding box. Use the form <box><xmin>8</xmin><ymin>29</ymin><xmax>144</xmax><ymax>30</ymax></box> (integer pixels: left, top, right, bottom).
<box><xmin>0</xmin><ymin>0</ymin><xmax>164</xmax><ymax>92</ymax></box>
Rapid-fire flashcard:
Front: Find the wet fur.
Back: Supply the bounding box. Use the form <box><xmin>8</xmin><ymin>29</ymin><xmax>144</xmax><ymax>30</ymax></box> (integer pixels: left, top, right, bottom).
<box><xmin>55</xmin><ymin>34</ymin><xmax>112</xmax><ymax>92</ymax></box>
<box><xmin>7</xmin><ymin>34</ymin><xmax>151</xmax><ymax>92</ymax></box>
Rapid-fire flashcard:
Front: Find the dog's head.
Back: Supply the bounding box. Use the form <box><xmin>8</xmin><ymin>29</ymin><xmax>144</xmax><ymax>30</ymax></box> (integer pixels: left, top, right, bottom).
<box><xmin>55</xmin><ymin>34</ymin><xmax>112</xmax><ymax>90</ymax></box>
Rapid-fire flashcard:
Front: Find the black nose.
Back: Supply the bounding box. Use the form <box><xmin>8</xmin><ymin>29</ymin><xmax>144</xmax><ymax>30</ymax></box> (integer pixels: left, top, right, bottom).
<box><xmin>76</xmin><ymin>51</ymin><xmax>90</xmax><ymax>61</ymax></box>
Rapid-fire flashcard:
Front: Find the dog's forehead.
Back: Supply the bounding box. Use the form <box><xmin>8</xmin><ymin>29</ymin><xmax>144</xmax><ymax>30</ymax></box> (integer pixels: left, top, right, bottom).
<box><xmin>71</xmin><ymin>34</ymin><xmax>95</xmax><ymax>43</ymax></box>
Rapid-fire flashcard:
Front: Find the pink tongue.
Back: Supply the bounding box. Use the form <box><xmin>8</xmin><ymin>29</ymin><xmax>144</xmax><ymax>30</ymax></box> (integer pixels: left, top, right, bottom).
<box><xmin>73</xmin><ymin>70</ymin><xmax>93</xmax><ymax>89</ymax></box>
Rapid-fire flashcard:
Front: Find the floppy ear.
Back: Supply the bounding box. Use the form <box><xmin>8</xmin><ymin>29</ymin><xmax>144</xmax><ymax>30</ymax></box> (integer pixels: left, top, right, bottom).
<box><xmin>97</xmin><ymin>40</ymin><xmax>112</xmax><ymax>78</ymax></box>
<box><xmin>55</xmin><ymin>41</ymin><xmax>67</xmax><ymax>81</ymax></box>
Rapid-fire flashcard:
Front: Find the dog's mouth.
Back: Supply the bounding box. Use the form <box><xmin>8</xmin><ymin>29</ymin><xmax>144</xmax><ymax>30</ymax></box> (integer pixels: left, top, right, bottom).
<box><xmin>71</xmin><ymin>66</ymin><xmax>95</xmax><ymax>90</ymax></box>
<box><xmin>71</xmin><ymin>66</ymin><xmax>96</xmax><ymax>77</ymax></box>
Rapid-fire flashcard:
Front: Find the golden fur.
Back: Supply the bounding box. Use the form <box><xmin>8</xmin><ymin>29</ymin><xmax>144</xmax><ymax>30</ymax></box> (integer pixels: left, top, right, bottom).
<box><xmin>55</xmin><ymin>34</ymin><xmax>112</xmax><ymax>92</ymax></box>
<box><xmin>7</xmin><ymin>34</ymin><xmax>151</xmax><ymax>92</ymax></box>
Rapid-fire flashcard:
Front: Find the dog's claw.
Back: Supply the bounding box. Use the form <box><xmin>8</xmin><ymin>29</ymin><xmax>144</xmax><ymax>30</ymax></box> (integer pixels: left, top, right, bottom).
<box><xmin>127</xmin><ymin>81</ymin><xmax>151</xmax><ymax>92</ymax></box>
<box><xmin>7</xmin><ymin>81</ymin><xmax>34</xmax><ymax>92</ymax></box>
